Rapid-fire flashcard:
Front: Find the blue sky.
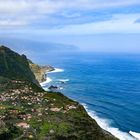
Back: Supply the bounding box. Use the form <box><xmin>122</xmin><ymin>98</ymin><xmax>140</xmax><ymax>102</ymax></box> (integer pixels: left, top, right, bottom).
<box><xmin>1</xmin><ymin>0</ymin><xmax>140</xmax><ymax>53</ymax></box>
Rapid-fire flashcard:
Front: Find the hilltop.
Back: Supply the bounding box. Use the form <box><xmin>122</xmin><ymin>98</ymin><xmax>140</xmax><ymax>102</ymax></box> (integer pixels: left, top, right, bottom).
<box><xmin>0</xmin><ymin>46</ymin><xmax>119</xmax><ymax>140</ymax></box>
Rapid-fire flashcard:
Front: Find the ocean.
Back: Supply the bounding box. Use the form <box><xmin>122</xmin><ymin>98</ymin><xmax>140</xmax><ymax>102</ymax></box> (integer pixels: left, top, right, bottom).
<box><xmin>40</xmin><ymin>52</ymin><xmax>140</xmax><ymax>140</ymax></box>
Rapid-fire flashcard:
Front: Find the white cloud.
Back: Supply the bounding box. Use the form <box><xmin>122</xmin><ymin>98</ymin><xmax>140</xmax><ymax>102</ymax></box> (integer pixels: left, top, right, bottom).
<box><xmin>0</xmin><ymin>0</ymin><xmax>29</xmax><ymax>14</ymax></box>
<box><xmin>0</xmin><ymin>20</ymin><xmax>27</xmax><ymax>26</ymax></box>
<box><xmin>31</xmin><ymin>13</ymin><xmax>140</xmax><ymax>34</ymax></box>
<box><xmin>0</xmin><ymin>0</ymin><xmax>140</xmax><ymax>29</ymax></box>
<box><xmin>1</xmin><ymin>0</ymin><xmax>140</xmax><ymax>14</ymax></box>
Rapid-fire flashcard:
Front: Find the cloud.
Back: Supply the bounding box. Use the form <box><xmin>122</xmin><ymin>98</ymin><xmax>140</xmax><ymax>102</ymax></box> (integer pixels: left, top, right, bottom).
<box><xmin>1</xmin><ymin>0</ymin><xmax>140</xmax><ymax>29</ymax></box>
<box><xmin>0</xmin><ymin>1</ymin><xmax>140</xmax><ymax>13</ymax></box>
<box><xmin>0</xmin><ymin>19</ymin><xmax>28</xmax><ymax>27</ymax></box>
<box><xmin>59</xmin><ymin>13</ymin><xmax>140</xmax><ymax>34</ymax></box>
<box><xmin>21</xmin><ymin>13</ymin><xmax>140</xmax><ymax>35</ymax></box>
<box><xmin>1</xmin><ymin>0</ymin><xmax>140</xmax><ymax>13</ymax></box>
<box><xmin>1</xmin><ymin>13</ymin><xmax>140</xmax><ymax>34</ymax></box>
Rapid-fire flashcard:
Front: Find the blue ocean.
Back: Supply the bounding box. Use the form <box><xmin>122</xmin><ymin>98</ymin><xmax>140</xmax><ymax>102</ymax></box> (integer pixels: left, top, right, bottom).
<box><xmin>41</xmin><ymin>52</ymin><xmax>140</xmax><ymax>140</ymax></box>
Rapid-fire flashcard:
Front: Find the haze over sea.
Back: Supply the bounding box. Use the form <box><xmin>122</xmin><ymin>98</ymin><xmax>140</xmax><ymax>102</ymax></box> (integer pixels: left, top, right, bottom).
<box><xmin>41</xmin><ymin>52</ymin><xmax>140</xmax><ymax>140</ymax></box>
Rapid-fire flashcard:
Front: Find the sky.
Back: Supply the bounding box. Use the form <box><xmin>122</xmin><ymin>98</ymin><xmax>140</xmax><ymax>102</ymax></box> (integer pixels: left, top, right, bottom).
<box><xmin>1</xmin><ymin>0</ymin><xmax>140</xmax><ymax>53</ymax></box>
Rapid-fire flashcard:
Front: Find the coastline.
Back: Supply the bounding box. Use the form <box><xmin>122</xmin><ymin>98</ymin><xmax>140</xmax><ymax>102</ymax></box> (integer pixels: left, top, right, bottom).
<box><xmin>82</xmin><ymin>104</ymin><xmax>137</xmax><ymax>140</ymax></box>
<box><xmin>40</xmin><ymin>68</ymin><xmax>65</xmax><ymax>91</ymax></box>
<box><xmin>0</xmin><ymin>46</ymin><xmax>130</xmax><ymax>140</ymax></box>
<box><xmin>40</xmin><ymin>77</ymin><xmax>52</xmax><ymax>87</ymax></box>
<box><xmin>40</xmin><ymin>68</ymin><xmax>64</xmax><ymax>86</ymax></box>
<box><xmin>40</xmin><ymin>67</ymin><xmax>139</xmax><ymax>140</ymax></box>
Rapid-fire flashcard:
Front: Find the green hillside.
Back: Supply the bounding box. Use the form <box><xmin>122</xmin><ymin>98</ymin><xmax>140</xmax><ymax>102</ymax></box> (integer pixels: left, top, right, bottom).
<box><xmin>0</xmin><ymin>46</ymin><xmax>119</xmax><ymax>140</ymax></box>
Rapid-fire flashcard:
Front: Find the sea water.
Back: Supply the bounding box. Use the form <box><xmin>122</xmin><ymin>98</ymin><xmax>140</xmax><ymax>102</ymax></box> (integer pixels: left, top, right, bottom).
<box><xmin>41</xmin><ymin>52</ymin><xmax>140</xmax><ymax>140</ymax></box>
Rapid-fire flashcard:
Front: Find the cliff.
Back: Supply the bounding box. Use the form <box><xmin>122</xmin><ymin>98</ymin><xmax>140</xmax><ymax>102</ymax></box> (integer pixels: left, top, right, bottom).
<box><xmin>0</xmin><ymin>46</ymin><xmax>119</xmax><ymax>140</ymax></box>
<box><xmin>28</xmin><ymin>60</ymin><xmax>54</xmax><ymax>83</ymax></box>
<box><xmin>0</xmin><ymin>46</ymin><xmax>40</xmax><ymax>87</ymax></box>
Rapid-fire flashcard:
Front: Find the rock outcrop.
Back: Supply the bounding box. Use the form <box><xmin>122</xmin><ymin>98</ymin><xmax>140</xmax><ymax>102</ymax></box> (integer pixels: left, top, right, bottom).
<box><xmin>29</xmin><ymin>60</ymin><xmax>54</xmax><ymax>83</ymax></box>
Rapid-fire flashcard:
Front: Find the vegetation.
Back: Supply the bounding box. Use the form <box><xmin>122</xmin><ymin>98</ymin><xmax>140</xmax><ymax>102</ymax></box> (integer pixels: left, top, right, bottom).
<box><xmin>0</xmin><ymin>46</ymin><xmax>40</xmax><ymax>86</ymax></box>
<box><xmin>0</xmin><ymin>46</ymin><xmax>119</xmax><ymax>140</ymax></box>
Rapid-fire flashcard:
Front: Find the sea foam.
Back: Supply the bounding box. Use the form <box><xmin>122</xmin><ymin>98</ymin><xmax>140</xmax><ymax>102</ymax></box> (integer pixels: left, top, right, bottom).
<box><xmin>58</xmin><ymin>79</ymin><xmax>69</xmax><ymax>82</ymax></box>
<box><xmin>40</xmin><ymin>68</ymin><xmax>65</xmax><ymax>90</ymax></box>
<box><xmin>129</xmin><ymin>131</ymin><xmax>140</xmax><ymax>140</ymax></box>
<box><xmin>40</xmin><ymin>68</ymin><xmax>64</xmax><ymax>86</ymax></box>
<box><xmin>40</xmin><ymin>77</ymin><xmax>52</xmax><ymax>86</ymax></box>
<box><xmin>47</xmin><ymin>68</ymin><xmax>64</xmax><ymax>73</ymax></box>
<box><xmin>82</xmin><ymin>103</ymin><xmax>137</xmax><ymax>140</ymax></box>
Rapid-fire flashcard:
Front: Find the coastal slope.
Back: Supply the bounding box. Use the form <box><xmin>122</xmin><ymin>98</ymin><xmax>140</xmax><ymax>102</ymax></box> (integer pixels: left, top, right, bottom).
<box><xmin>0</xmin><ymin>46</ymin><xmax>119</xmax><ymax>140</ymax></box>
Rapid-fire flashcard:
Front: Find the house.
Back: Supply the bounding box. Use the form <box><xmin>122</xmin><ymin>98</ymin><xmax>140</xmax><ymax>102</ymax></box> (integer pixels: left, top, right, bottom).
<box><xmin>16</xmin><ymin>122</ymin><xmax>30</xmax><ymax>129</ymax></box>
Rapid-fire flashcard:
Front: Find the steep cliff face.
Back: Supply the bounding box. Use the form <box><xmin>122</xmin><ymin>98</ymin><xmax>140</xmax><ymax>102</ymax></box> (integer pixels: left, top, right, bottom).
<box><xmin>0</xmin><ymin>46</ymin><xmax>119</xmax><ymax>140</ymax></box>
<box><xmin>0</xmin><ymin>46</ymin><xmax>40</xmax><ymax>87</ymax></box>
<box><xmin>29</xmin><ymin>60</ymin><xmax>54</xmax><ymax>83</ymax></box>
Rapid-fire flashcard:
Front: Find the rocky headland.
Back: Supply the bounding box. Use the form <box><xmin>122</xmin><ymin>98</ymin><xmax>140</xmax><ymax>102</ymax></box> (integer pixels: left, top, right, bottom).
<box><xmin>29</xmin><ymin>60</ymin><xmax>54</xmax><ymax>83</ymax></box>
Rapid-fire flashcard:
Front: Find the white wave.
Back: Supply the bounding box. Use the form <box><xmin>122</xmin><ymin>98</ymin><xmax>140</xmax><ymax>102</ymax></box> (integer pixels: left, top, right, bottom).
<box><xmin>59</xmin><ymin>87</ymin><xmax>64</xmax><ymax>90</ymax></box>
<box><xmin>47</xmin><ymin>68</ymin><xmax>64</xmax><ymax>73</ymax></box>
<box><xmin>82</xmin><ymin>103</ymin><xmax>137</xmax><ymax>140</ymax></box>
<box><xmin>129</xmin><ymin>131</ymin><xmax>140</xmax><ymax>140</ymax></box>
<box><xmin>58</xmin><ymin>79</ymin><xmax>69</xmax><ymax>82</ymax></box>
<box><xmin>42</xmin><ymin>87</ymin><xmax>50</xmax><ymax>91</ymax></box>
<box><xmin>40</xmin><ymin>77</ymin><xmax>52</xmax><ymax>87</ymax></box>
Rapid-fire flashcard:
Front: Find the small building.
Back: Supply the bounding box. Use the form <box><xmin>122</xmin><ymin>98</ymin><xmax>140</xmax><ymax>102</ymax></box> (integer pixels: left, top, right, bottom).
<box><xmin>16</xmin><ymin>122</ymin><xmax>30</xmax><ymax>129</ymax></box>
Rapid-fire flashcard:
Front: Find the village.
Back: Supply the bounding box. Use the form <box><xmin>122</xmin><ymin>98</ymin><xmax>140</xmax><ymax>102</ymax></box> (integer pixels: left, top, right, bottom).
<box><xmin>0</xmin><ymin>80</ymin><xmax>78</xmax><ymax>134</ymax></box>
